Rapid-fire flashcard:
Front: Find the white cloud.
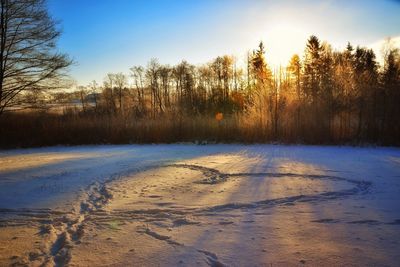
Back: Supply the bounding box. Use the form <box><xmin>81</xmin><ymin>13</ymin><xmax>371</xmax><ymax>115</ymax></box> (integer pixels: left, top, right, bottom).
<box><xmin>369</xmin><ymin>35</ymin><xmax>400</xmax><ymax>65</ymax></box>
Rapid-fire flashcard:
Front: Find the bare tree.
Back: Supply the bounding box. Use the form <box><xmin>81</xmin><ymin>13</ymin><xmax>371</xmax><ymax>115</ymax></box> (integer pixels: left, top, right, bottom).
<box><xmin>0</xmin><ymin>0</ymin><xmax>71</xmax><ymax>115</ymax></box>
<box><xmin>78</xmin><ymin>85</ymin><xmax>87</xmax><ymax>113</ymax></box>
<box><xmin>130</xmin><ymin>66</ymin><xmax>145</xmax><ymax>113</ymax></box>
<box><xmin>88</xmin><ymin>80</ymin><xmax>99</xmax><ymax>111</ymax></box>
<box><xmin>103</xmin><ymin>73</ymin><xmax>116</xmax><ymax>113</ymax></box>
<box><xmin>146</xmin><ymin>59</ymin><xmax>160</xmax><ymax>117</ymax></box>
<box><xmin>159</xmin><ymin>65</ymin><xmax>171</xmax><ymax>109</ymax></box>
<box><xmin>113</xmin><ymin>72</ymin><xmax>127</xmax><ymax>112</ymax></box>
<box><xmin>287</xmin><ymin>54</ymin><xmax>302</xmax><ymax>134</ymax></box>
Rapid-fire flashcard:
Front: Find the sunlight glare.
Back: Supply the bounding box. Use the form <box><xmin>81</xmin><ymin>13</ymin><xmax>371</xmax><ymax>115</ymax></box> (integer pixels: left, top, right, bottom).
<box><xmin>263</xmin><ymin>22</ymin><xmax>308</xmax><ymax>67</ymax></box>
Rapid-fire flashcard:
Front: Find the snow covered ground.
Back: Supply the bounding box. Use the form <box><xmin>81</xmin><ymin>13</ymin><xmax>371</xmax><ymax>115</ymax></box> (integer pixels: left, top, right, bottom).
<box><xmin>0</xmin><ymin>144</ymin><xmax>400</xmax><ymax>266</ymax></box>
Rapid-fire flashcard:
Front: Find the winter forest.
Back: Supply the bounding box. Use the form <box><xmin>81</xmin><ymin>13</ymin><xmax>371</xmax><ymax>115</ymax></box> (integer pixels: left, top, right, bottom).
<box><xmin>83</xmin><ymin>37</ymin><xmax>400</xmax><ymax>144</ymax></box>
<box><xmin>2</xmin><ymin>37</ymin><xmax>400</xmax><ymax>147</ymax></box>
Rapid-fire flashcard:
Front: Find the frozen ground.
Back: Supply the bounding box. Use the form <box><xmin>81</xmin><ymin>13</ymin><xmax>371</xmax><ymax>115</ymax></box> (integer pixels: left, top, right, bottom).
<box><xmin>0</xmin><ymin>144</ymin><xmax>400</xmax><ymax>266</ymax></box>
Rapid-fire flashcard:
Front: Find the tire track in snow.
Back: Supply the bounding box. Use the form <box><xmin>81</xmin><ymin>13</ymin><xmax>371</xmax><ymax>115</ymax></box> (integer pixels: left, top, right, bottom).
<box><xmin>81</xmin><ymin>164</ymin><xmax>372</xmax><ymax>223</ymax></box>
<box><xmin>166</xmin><ymin>164</ymin><xmax>372</xmax><ymax>213</ymax></box>
<box><xmin>80</xmin><ymin>163</ymin><xmax>372</xmax><ymax>266</ymax></box>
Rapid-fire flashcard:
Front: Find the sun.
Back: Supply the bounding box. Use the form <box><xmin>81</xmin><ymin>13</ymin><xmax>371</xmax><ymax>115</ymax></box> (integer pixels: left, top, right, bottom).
<box><xmin>262</xmin><ymin>22</ymin><xmax>309</xmax><ymax>68</ymax></box>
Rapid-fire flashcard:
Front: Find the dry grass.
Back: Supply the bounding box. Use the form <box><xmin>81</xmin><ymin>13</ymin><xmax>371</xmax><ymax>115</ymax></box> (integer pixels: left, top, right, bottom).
<box><xmin>0</xmin><ymin>110</ymin><xmax>395</xmax><ymax>149</ymax></box>
<box><xmin>0</xmin><ymin>112</ymin><xmax>244</xmax><ymax>148</ymax></box>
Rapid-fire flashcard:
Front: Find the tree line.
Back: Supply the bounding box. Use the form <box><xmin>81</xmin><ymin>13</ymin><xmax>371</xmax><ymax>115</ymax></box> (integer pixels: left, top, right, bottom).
<box><xmin>74</xmin><ymin>37</ymin><xmax>400</xmax><ymax>144</ymax></box>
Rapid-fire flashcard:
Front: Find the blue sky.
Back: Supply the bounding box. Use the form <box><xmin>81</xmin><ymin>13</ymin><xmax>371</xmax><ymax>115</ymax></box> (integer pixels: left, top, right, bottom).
<box><xmin>47</xmin><ymin>0</ymin><xmax>400</xmax><ymax>85</ymax></box>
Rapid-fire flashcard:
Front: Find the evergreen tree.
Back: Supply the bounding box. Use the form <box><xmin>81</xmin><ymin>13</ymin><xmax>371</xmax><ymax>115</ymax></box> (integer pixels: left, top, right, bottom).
<box><xmin>303</xmin><ymin>35</ymin><xmax>322</xmax><ymax>102</ymax></box>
